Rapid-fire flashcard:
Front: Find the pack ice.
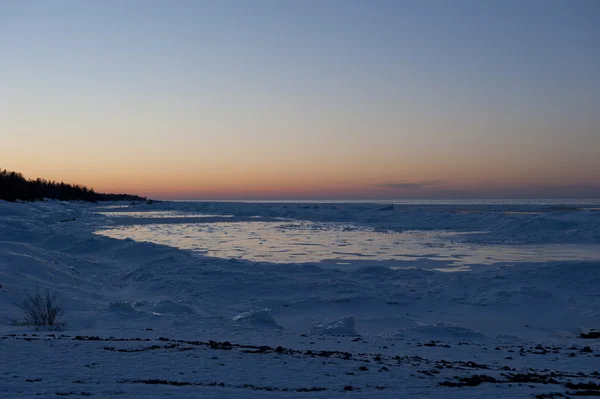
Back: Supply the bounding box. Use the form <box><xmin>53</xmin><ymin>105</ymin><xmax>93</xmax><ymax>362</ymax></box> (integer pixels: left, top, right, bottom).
<box><xmin>1</xmin><ymin>199</ymin><xmax>599</xmax><ymax>398</ymax></box>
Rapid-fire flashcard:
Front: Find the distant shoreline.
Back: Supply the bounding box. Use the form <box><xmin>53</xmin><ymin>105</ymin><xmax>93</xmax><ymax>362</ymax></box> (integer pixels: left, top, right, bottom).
<box><xmin>0</xmin><ymin>169</ymin><xmax>147</xmax><ymax>203</ymax></box>
<box><xmin>165</xmin><ymin>198</ymin><xmax>600</xmax><ymax>205</ymax></box>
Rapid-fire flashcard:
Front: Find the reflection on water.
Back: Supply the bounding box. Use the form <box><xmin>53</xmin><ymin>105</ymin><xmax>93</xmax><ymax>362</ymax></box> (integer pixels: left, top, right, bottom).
<box><xmin>95</xmin><ymin>218</ymin><xmax>600</xmax><ymax>268</ymax></box>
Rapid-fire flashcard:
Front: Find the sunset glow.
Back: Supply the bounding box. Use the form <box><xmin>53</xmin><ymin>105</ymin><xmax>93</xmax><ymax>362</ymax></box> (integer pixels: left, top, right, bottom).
<box><xmin>1</xmin><ymin>1</ymin><xmax>599</xmax><ymax>199</ymax></box>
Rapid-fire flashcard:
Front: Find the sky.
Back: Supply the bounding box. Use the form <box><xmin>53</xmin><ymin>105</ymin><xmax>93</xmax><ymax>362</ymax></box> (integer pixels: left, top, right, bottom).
<box><xmin>1</xmin><ymin>0</ymin><xmax>599</xmax><ymax>200</ymax></box>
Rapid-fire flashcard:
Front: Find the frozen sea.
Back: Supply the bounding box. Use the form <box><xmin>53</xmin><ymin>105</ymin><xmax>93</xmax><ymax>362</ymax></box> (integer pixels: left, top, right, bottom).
<box><xmin>96</xmin><ymin>199</ymin><xmax>600</xmax><ymax>270</ymax></box>
<box><xmin>1</xmin><ymin>199</ymin><xmax>600</xmax><ymax>398</ymax></box>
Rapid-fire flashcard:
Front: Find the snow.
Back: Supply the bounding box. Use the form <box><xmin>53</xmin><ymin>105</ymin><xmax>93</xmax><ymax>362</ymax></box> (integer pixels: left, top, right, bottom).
<box><xmin>233</xmin><ymin>308</ymin><xmax>282</xmax><ymax>329</ymax></box>
<box><xmin>313</xmin><ymin>315</ymin><xmax>358</xmax><ymax>336</ymax></box>
<box><xmin>1</xmin><ymin>199</ymin><xmax>599</xmax><ymax>398</ymax></box>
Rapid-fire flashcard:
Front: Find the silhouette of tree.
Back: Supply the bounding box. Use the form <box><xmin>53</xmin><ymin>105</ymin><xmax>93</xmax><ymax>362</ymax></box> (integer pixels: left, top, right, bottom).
<box><xmin>0</xmin><ymin>168</ymin><xmax>146</xmax><ymax>202</ymax></box>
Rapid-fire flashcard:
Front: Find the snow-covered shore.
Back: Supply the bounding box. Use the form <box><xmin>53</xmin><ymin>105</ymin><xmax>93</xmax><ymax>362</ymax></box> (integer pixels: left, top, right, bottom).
<box><xmin>1</xmin><ymin>200</ymin><xmax>599</xmax><ymax>398</ymax></box>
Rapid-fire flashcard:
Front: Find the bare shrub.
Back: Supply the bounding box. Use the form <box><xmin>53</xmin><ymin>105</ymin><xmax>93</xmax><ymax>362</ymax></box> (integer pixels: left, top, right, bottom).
<box><xmin>13</xmin><ymin>288</ymin><xmax>65</xmax><ymax>330</ymax></box>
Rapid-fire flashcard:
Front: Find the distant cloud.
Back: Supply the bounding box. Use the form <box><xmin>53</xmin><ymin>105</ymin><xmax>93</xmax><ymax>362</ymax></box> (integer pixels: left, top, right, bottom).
<box><xmin>375</xmin><ymin>180</ymin><xmax>445</xmax><ymax>190</ymax></box>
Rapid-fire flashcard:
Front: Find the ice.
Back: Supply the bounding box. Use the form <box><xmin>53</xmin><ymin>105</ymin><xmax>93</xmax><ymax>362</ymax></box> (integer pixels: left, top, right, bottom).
<box><xmin>151</xmin><ymin>299</ymin><xmax>196</xmax><ymax>315</ymax></box>
<box><xmin>393</xmin><ymin>323</ymin><xmax>488</xmax><ymax>341</ymax></box>
<box><xmin>1</xmin><ymin>199</ymin><xmax>600</xmax><ymax>398</ymax></box>
<box><xmin>313</xmin><ymin>316</ymin><xmax>358</xmax><ymax>336</ymax></box>
<box><xmin>233</xmin><ymin>308</ymin><xmax>282</xmax><ymax>329</ymax></box>
<box><xmin>95</xmin><ymin>219</ymin><xmax>600</xmax><ymax>267</ymax></box>
<box><xmin>108</xmin><ymin>300</ymin><xmax>138</xmax><ymax>314</ymax></box>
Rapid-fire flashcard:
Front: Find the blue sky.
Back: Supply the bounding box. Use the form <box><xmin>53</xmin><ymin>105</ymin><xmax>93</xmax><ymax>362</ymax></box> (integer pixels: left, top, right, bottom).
<box><xmin>1</xmin><ymin>0</ymin><xmax>599</xmax><ymax>199</ymax></box>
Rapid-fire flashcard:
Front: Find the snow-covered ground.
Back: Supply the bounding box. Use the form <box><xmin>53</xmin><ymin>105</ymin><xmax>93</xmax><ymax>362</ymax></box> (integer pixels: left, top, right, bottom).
<box><xmin>1</xmin><ymin>199</ymin><xmax>599</xmax><ymax>398</ymax></box>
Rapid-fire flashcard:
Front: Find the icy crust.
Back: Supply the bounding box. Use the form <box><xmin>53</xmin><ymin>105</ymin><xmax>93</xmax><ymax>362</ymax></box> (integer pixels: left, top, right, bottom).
<box><xmin>111</xmin><ymin>200</ymin><xmax>600</xmax><ymax>244</ymax></box>
<box><xmin>233</xmin><ymin>308</ymin><xmax>282</xmax><ymax>329</ymax></box>
<box><xmin>389</xmin><ymin>323</ymin><xmax>487</xmax><ymax>340</ymax></box>
<box><xmin>1</xmin><ymin>200</ymin><xmax>599</xmax><ymax>341</ymax></box>
<box><xmin>1</xmin><ymin>200</ymin><xmax>600</xmax><ymax>398</ymax></box>
<box><xmin>1</xmin><ymin>332</ymin><xmax>599</xmax><ymax>398</ymax></box>
<box><xmin>313</xmin><ymin>316</ymin><xmax>358</xmax><ymax>336</ymax></box>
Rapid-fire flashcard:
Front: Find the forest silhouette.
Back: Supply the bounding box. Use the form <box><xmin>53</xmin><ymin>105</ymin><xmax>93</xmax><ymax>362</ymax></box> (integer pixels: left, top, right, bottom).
<box><xmin>0</xmin><ymin>169</ymin><xmax>146</xmax><ymax>202</ymax></box>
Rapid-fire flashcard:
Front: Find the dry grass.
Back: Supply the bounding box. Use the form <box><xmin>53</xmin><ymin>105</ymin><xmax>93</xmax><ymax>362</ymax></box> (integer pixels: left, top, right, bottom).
<box><xmin>13</xmin><ymin>288</ymin><xmax>65</xmax><ymax>330</ymax></box>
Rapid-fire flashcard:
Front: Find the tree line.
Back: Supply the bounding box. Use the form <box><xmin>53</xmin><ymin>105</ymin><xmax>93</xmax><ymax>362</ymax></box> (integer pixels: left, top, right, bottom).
<box><xmin>0</xmin><ymin>169</ymin><xmax>147</xmax><ymax>202</ymax></box>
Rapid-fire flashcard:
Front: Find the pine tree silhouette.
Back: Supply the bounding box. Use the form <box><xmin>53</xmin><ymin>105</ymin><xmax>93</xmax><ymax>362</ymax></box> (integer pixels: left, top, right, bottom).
<box><xmin>0</xmin><ymin>168</ymin><xmax>146</xmax><ymax>202</ymax></box>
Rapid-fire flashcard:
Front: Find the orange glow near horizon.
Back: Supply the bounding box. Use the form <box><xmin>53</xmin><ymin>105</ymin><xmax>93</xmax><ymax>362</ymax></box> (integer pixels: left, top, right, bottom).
<box><xmin>4</xmin><ymin>157</ymin><xmax>599</xmax><ymax>200</ymax></box>
<box><xmin>1</xmin><ymin>2</ymin><xmax>599</xmax><ymax>200</ymax></box>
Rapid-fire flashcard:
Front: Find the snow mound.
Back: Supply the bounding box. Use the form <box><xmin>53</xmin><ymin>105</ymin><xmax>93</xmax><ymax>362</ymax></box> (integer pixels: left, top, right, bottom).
<box><xmin>108</xmin><ymin>301</ymin><xmax>138</xmax><ymax>314</ymax></box>
<box><xmin>151</xmin><ymin>300</ymin><xmax>196</xmax><ymax>315</ymax></box>
<box><xmin>232</xmin><ymin>308</ymin><xmax>282</xmax><ymax>329</ymax></box>
<box><xmin>354</xmin><ymin>265</ymin><xmax>396</xmax><ymax>276</ymax></box>
<box><xmin>398</xmin><ymin>323</ymin><xmax>487</xmax><ymax>340</ymax></box>
<box><xmin>313</xmin><ymin>315</ymin><xmax>359</xmax><ymax>336</ymax></box>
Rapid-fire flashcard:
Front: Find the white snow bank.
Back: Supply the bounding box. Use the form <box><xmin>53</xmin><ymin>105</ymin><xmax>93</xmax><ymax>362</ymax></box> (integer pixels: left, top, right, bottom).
<box><xmin>0</xmin><ymin>200</ymin><xmax>82</xmax><ymax>224</ymax></box>
<box><xmin>2</xmin><ymin>200</ymin><xmax>600</xmax><ymax>344</ymax></box>
<box><xmin>108</xmin><ymin>299</ymin><xmax>196</xmax><ymax>316</ymax></box>
<box><xmin>353</xmin><ymin>265</ymin><xmax>397</xmax><ymax>276</ymax></box>
<box><xmin>151</xmin><ymin>299</ymin><xmax>196</xmax><ymax>315</ymax></box>
<box><xmin>313</xmin><ymin>315</ymin><xmax>358</xmax><ymax>336</ymax></box>
<box><xmin>108</xmin><ymin>301</ymin><xmax>138</xmax><ymax>314</ymax></box>
<box><xmin>232</xmin><ymin>308</ymin><xmax>282</xmax><ymax>329</ymax></box>
<box><xmin>392</xmin><ymin>322</ymin><xmax>487</xmax><ymax>341</ymax></box>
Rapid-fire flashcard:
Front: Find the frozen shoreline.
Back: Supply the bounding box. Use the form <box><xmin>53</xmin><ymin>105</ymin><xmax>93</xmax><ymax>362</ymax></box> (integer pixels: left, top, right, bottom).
<box><xmin>118</xmin><ymin>200</ymin><xmax>600</xmax><ymax>244</ymax></box>
<box><xmin>1</xmin><ymin>199</ymin><xmax>599</xmax><ymax>398</ymax></box>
